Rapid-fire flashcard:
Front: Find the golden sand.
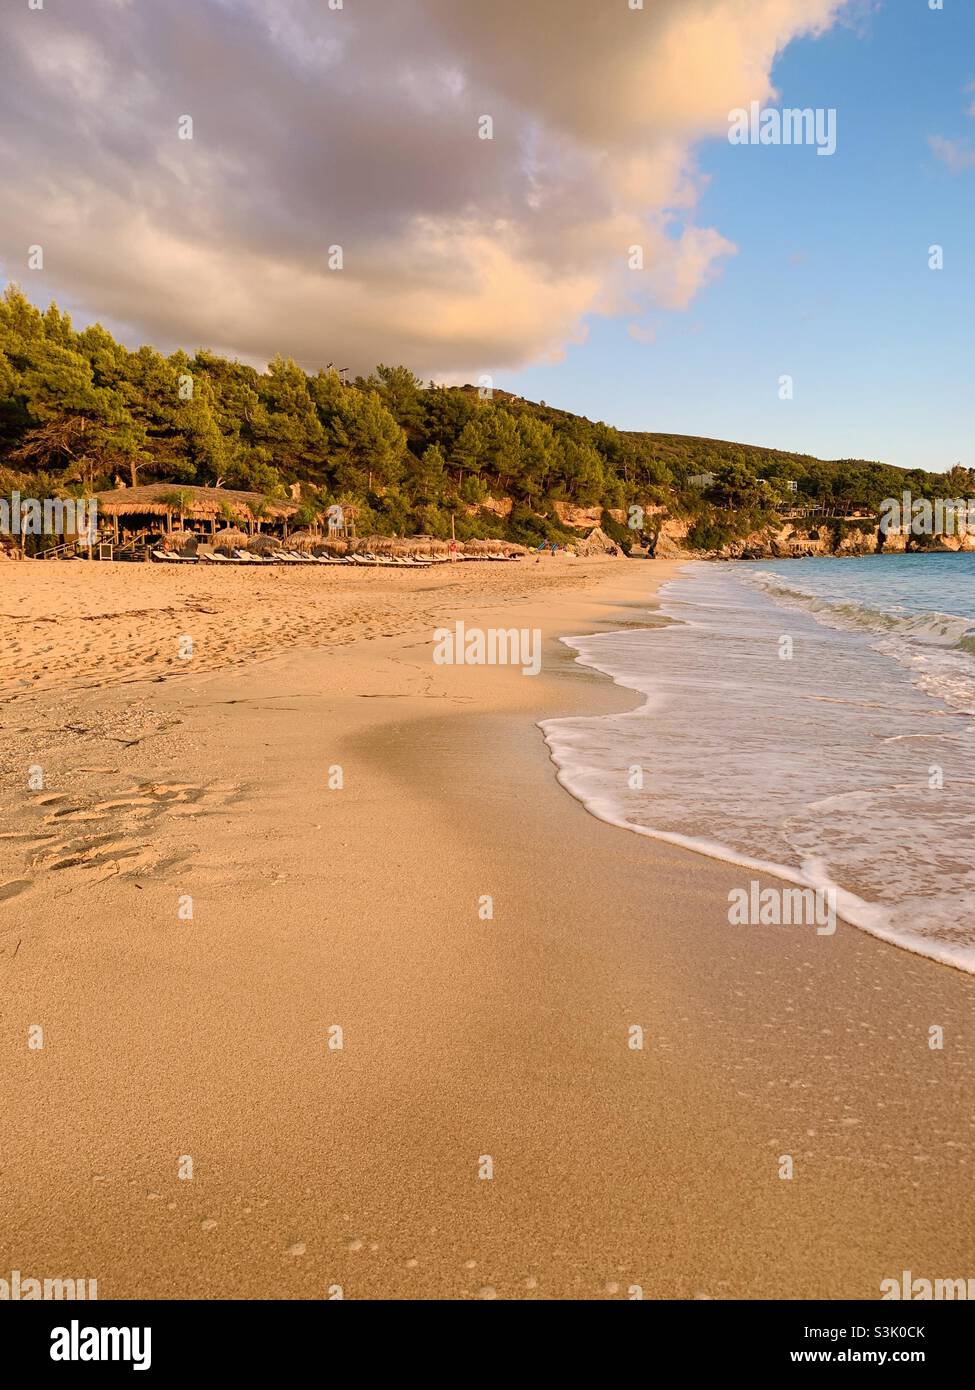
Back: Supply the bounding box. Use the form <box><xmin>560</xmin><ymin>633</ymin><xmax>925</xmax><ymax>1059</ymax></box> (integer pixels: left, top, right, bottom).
<box><xmin>1</xmin><ymin>555</ymin><xmax>973</xmax><ymax>1299</ymax></box>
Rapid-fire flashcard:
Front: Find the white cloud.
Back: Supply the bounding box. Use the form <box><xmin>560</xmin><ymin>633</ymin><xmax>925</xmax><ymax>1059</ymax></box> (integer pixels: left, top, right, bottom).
<box><xmin>0</xmin><ymin>0</ymin><xmax>846</xmax><ymax>376</ymax></box>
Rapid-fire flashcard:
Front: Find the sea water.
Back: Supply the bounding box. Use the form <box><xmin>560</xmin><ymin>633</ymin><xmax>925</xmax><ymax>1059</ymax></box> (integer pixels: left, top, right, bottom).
<box><xmin>541</xmin><ymin>553</ymin><xmax>975</xmax><ymax>973</ymax></box>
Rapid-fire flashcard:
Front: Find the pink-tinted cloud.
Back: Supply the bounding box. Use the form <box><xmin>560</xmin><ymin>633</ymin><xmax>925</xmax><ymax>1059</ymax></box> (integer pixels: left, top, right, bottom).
<box><xmin>929</xmin><ymin>134</ymin><xmax>975</xmax><ymax>174</ymax></box>
<box><xmin>0</xmin><ymin>0</ymin><xmax>846</xmax><ymax>376</ymax></box>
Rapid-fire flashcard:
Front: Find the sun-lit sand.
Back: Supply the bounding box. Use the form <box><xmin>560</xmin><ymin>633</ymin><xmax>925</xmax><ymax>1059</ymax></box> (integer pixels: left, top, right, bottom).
<box><xmin>2</xmin><ymin>555</ymin><xmax>973</xmax><ymax>1299</ymax></box>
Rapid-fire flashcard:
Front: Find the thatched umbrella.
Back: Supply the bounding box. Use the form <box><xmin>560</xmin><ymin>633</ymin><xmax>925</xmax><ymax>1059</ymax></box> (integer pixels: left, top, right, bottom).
<box><xmin>167</xmin><ymin>528</ymin><xmax>198</xmax><ymax>556</ymax></box>
<box><xmin>355</xmin><ymin>534</ymin><xmax>449</xmax><ymax>557</ymax></box>
<box><xmin>247</xmin><ymin>533</ymin><xmax>284</xmax><ymax>555</ymax></box>
<box><xmin>463</xmin><ymin>538</ymin><xmax>528</xmax><ymax>556</ymax></box>
<box><xmin>405</xmin><ymin>535</ymin><xmax>451</xmax><ymax>556</ymax></box>
<box><xmin>286</xmin><ymin>528</ymin><xmax>324</xmax><ymax>553</ymax></box>
<box><xmin>213</xmin><ymin>527</ymin><xmax>251</xmax><ymax>554</ymax></box>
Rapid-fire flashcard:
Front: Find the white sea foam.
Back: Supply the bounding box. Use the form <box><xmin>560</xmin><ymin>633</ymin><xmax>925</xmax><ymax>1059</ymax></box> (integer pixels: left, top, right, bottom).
<box><xmin>541</xmin><ymin>556</ymin><xmax>975</xmax><ymax>975</ymax></box>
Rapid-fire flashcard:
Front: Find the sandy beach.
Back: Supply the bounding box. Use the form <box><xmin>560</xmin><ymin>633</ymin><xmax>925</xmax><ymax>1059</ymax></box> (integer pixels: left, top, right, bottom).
<box><xmin>2</xmin><ymin>554</ymin><xmax>973</xmax><ymax>1301</ymax></box>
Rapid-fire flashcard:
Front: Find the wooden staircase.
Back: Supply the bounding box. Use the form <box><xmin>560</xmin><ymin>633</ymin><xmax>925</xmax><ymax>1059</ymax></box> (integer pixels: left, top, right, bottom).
<box><xmin>38</xmin><ymin>537</ymin><xmax>150</xmax><ymax>562</ymax></box>
<box><xmin>40</xmin><ymin>539</ymin><xmax>83</xmax><ymax>560</ymax></box>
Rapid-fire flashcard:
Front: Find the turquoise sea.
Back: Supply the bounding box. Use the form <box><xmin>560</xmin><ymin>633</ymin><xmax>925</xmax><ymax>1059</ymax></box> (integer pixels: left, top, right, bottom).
<box><xmin>542</xmin><ymin>554</ymin><xmax>975</xmax><ymax>973</ymax></box>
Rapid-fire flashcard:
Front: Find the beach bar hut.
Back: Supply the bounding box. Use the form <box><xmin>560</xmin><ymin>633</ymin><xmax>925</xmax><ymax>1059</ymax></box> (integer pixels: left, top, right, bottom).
<box><xmin>91</xmin><ymin>484</ymin><xmax>304</xmax><ymax>549</ymax></box>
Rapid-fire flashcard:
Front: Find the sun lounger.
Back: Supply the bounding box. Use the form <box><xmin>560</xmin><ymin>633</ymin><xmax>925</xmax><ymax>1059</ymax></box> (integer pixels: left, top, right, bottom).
<box><xmin>197</xmin><ymin>545</ymin><xmax>238</xmax><ymax>564</ymax></box>
<box><xmin>152</xmin><ymin>549</ymin><xmax>198</xmax><ymax>563</ymax></box>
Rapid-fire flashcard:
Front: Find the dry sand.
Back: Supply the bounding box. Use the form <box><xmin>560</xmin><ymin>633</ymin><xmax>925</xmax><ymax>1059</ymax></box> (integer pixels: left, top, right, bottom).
<box><xmin>1</xmin><ymin>554</ymin><xmax>973</xmax><ymax>1300</ymax></box>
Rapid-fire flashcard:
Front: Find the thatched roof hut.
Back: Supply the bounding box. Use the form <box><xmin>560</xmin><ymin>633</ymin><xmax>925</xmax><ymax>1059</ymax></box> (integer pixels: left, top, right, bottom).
<box><xmin>92</xmin><ymin>484</ymin><xmax>303</xmax><ymax>535</ymax></box>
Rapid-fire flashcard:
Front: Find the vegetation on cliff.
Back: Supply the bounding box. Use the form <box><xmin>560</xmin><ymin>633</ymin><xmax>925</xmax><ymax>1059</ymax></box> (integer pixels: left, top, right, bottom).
<box><xmin>2</xmin><ymin>286</ymin><xmax>970</xmax><ymax>551</ymax></box>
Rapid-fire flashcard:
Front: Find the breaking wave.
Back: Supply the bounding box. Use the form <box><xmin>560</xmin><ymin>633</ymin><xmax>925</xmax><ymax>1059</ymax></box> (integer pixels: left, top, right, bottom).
<box><xmin>541</xmin><ymin>555</ymin><xmax>975</xmax><ymax>975</ymax></box>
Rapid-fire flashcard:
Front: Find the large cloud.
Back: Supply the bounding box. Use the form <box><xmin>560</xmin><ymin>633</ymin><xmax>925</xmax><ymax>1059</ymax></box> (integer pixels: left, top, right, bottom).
<box><xmin>0</xmin><ymin>0</ymin><xmax>843</xmax><ymax>377</ymax></box>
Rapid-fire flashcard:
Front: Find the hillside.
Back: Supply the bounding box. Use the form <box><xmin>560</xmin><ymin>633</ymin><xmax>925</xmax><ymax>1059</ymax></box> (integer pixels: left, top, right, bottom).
<box><xmin>1</xmin><ymin>285</ymin><xmax>966</xmax><ymax>555</ymax></box>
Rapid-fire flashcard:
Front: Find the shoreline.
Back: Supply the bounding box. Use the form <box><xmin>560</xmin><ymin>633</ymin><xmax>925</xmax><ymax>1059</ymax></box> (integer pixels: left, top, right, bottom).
<box><xmin>2</xmin><ymin>557</ymin><xmax>974</xmax><ymax>1299</ymax></box>
<box><xmin>542</xmin><ymin>568</ymin><xmax>975</xmax><ymax>978</ymax></box>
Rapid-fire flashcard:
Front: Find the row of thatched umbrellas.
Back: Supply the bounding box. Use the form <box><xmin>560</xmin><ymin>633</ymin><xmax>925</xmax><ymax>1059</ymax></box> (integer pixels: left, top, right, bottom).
<box><xmin>163</xmin><ymin>530</ymin><xmax>529</xmax><ymax>559</ymax></box>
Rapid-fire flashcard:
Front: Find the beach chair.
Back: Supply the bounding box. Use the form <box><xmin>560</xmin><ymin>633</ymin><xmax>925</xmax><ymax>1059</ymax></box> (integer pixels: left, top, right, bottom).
<box><xmin>152</xmin><ymin>549</ymin><xmax>197</xmax><ymax>563</ymax></box>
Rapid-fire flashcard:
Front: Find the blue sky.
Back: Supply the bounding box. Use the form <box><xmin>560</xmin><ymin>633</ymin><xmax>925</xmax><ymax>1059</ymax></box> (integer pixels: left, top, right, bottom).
<box><xmin>505</xmin><ymin>1</ymin><xmax>975</xmax><ymax>472</ymax></box>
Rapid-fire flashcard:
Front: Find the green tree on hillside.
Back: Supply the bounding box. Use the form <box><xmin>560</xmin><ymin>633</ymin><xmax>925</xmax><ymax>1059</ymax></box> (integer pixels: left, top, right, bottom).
<box><xmin>0</xmin><ymin>287</ymin><xmax>943</xmax><ymax>549</ymax></box>
<box><xmin>451</xmin><ymin>415</ymin><xmax>491</xmax><ymax>490</ymax></box>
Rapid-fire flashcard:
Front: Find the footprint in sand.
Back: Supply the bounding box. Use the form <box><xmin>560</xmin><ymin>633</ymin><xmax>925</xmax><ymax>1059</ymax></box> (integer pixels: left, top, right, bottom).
<box><xmin>0</xmin><ymin>879</ymin><xmax>32</xmax><ymax>904</ymax></box>
<box><xmin>45</xmin><ymin>806</ymin><xmax>143</xmax><ymax>824</ymax></box>
<box><xmin>8</xmin><ymin>780</ymin><xmax>242</xmax><ymax>893</ymax></box>
<box><xmin>40</xmin><ymin>837</ymin><xmax>155</xmax><ymax>879</ymax></box>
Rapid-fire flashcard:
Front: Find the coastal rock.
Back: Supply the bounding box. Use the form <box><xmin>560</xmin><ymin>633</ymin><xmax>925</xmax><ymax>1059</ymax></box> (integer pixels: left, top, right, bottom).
<box><xmin>832</xmin><ymin>527</ymin><xmax>877</xmax><ymax>556</ymax></box>
<box><xmin>653</xmin><ymin>517</ymin><xmax>691</xmax><ymax>557</ymax></box>
<box><xmin>576</xmin><ymin>525</ymin><xmax>624</xmax><ymax>557</ymax></box>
